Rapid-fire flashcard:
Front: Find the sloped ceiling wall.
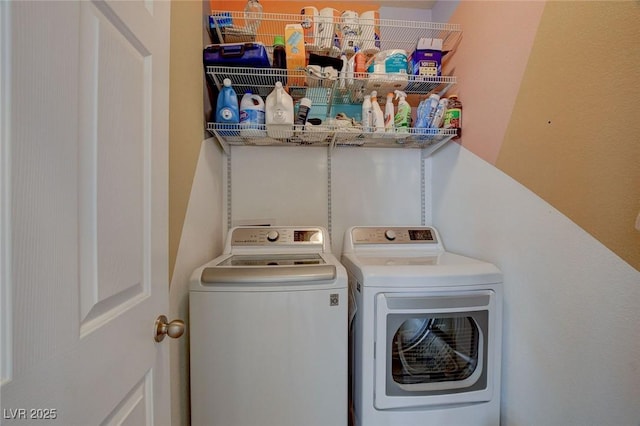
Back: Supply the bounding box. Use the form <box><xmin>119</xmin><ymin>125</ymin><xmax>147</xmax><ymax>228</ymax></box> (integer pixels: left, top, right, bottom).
<box><xmin>444</xmin><ymin>1</ymin><xmax>640</xmax><ymax>270</ymax></box>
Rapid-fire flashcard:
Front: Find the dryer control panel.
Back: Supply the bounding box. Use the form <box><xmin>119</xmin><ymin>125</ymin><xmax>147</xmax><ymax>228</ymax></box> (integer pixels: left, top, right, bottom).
<box><xmin>351</xmin><ymin>227</ymin><xmax>439</xmax><ymax>245</ymax></box>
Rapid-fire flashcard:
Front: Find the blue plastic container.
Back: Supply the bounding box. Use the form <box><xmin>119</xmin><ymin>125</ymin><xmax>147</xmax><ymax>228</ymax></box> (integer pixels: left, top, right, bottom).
<box><xmin>216</xmin><ymin>78</ymin><xmax>239</xmax><ymax>123</ymax></box>
<box><xmin>215</xmin><ymin>78</ymin><xmax>239</xmax><ymax>136</ymax></box>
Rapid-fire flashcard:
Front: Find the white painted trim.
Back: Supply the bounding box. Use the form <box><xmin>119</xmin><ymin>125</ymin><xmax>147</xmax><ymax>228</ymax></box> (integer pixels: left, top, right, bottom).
<box><xmin>0</xmin><ymin>0</ymin><xmax>12</xmax><ymax>384</ymax></box>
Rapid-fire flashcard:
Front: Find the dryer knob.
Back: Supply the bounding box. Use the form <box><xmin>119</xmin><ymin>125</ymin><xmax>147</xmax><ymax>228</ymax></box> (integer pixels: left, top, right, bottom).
<box><xmin>385</xmin><ymin>230</ymin><xmax>396</xmax><ymax>241</ymax></box>
<box><xmin>266</xmin><ymin>230</ymin><xmax>280</xmax><ymax>242</ymax></box>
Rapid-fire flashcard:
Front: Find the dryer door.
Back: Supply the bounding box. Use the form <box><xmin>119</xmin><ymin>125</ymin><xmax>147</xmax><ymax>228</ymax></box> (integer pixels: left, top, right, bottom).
<box><xmin>374</xmin><ymin>290</ymin><xmax>497</xmax><ymax>410</ymax></box>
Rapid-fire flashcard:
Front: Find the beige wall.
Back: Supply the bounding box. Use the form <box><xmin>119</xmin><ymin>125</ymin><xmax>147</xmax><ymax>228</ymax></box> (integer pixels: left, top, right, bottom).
<box><xmin>443</xmin><ymin>1</ymin><xmax>546</xmax><ymax>164</ymax></box>
<box><xmin>496</xmin><ymin>1</ymin><xmax>640</xmax><ymax>269</ymax></box>
<box><xmin>169</xmin><ymin>0</ymin><xmax>206</xmax><ymax>280</ymax></box>
<box><xmin>446</xmin><ymin>1</ymin><xmax>639</xmax><ymax>270</ymax></box>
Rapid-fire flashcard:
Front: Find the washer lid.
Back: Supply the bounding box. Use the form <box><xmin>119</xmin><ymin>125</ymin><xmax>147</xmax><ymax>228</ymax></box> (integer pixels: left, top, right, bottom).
<box><xmin>201</xmin><ymin>254</ymin><xmax>336</xmax><ymax>284</ymax></box>
<box><xmin>217</xmin><ymin>253</ymin><xmax>325</xmax><ymax>266</ymax></box>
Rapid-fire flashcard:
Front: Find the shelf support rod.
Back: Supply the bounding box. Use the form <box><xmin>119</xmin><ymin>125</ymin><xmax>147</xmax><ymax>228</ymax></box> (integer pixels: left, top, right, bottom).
<box><xmin>327</xmin><ymin>145</ymin><xmax>333</xmax><ymax>243</ymax></box>
<box><xmin>226</xmin><ymin>148</ymin><xmax>232</xmax><ymax>231</ymax></box>
<box><xmin>421</xmin><ymin>151</ymin><xmax>426</xmax><ymax>226</ymax></box>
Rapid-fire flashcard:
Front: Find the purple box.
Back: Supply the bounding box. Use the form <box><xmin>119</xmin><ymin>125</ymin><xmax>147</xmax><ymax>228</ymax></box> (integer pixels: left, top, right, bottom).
<box><xmin>410</xmin><ymin>38</ymin><xmax>443</xmax><ymax>77</ymax></box>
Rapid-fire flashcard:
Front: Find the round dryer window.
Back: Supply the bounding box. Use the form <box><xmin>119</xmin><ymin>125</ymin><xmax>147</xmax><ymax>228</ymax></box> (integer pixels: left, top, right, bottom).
<box><xmin>385</xmin><ymin>310</ymin><xmax>489</xmax><ymax>394</ymax></box>
<box><xmin>393</xmin><ymin>317</ymin><xmax>479</xmax><ymax>384</ymax></box>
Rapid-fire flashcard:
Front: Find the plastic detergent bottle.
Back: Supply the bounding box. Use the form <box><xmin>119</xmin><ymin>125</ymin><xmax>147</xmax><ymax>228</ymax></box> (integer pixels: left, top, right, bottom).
<box><xmin>216</xmin><ymin>78</ymin><xmax>239</xmax><ymax>124</ymax></box>
<box><xmin>266</xmin><ymin>81</ymin><xmax>294</xmax><ymax>139</ymax></box>
<box><xmin>239</xmin><ymin>90</ymin><xmax>266</xmax><ymax>137</ymax></box>
<box><xmin>394</xmin><ymin>90</ymin><xmax>410</xmax><ymax>132</ymax></box>
<box><xmin>370</xmin><ymin>91</ymin><xmax>384</xmax><ymax>133</ymax></box>
<box><xmin>384</xmin><ymin>92</ymin><xmax>395</xmax><ymax>132</ymax></box>
<box><xmin>361</xmin><ymin>95</ymin><xmax>372</xmax><ymax>132</ymax></box>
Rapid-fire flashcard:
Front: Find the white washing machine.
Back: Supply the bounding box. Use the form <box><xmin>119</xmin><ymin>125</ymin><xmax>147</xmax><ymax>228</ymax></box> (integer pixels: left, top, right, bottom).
<box><xmin>190</xmin><ymin>226</ymin><xmax>347</xmax><ymax>426</ymax></box>
<box><xmin>342</xmin><ymin>226</ymin><xmax>503</xmax><ymax>426</ymax></box>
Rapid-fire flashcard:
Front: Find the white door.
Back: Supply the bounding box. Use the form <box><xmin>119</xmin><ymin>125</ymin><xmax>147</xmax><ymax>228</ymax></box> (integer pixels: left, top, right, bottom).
<box><xmin>1</xmin><ymin>1</ymin><xmax>173</xmax><ymax>425</ymax></box>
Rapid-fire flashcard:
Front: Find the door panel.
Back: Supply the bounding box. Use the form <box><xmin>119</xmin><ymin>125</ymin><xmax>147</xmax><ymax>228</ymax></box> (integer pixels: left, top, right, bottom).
<box><xmin>1</xmin><ymin>1</ymin><xmax>171</xmax><ymax>424</ymax></box>
<box><xmin>79</xmin><ymin>1</ymin><xmax>150</xmax><ymax>327</ymax></box>
<box><xmin>101</xmin><ymin>372</ymin><xmax>153</xmax><ymax>426</ymax></box>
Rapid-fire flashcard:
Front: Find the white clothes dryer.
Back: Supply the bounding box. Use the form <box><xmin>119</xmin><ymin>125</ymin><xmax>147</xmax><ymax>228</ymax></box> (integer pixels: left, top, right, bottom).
<box><xmin>342</xmin><ymin>226</ymin><xmax>503</xmax><ymax>426</ymax></box>
<box><xmin>190</xmin><ymin>226</ymin><xmax>347</xmax><ymax>426</ymax></box>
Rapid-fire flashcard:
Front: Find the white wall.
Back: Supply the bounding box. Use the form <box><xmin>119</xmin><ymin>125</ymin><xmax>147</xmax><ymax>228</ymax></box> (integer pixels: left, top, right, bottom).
<box><xmin>230</xmin><ymin>146</ymin><xmax>425</xmax><ymax>255</ymax></box>
<box><xmin>432</xmin><ymin>142</ymin><xmax>640</xmax><ymax>425</ymax></box>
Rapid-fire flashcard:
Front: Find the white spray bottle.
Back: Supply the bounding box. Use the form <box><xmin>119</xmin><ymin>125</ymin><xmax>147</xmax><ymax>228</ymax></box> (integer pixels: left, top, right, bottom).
<box><xmin>384</xmin><ymin>92</ymin><xmax>395</xmax><ymax>132</ymax></box>
<box><xmin>361</xmin><ymin>94</ymin><xmax>372</xmax><ymax>132</ymax></box>
<box><xmin>370</xmin><ymin>91</ymin><xmax>384</xmax><ymax>133</ymax></box>
<box><xmin>394</xmin><ymin>90</ymin><xmax>410</xmax><ymax>132</ymax></box>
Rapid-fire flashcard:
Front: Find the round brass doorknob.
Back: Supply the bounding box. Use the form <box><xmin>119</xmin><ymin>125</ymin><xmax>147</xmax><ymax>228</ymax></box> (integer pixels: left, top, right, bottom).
<box><xmin>154</xmin><ymin>315</ymin><xmax>185</xmax><ymax>342</ymax></box>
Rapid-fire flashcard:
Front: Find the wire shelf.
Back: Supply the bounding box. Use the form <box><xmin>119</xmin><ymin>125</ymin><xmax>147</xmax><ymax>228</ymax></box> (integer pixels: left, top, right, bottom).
<box><xmin>209</xmin><ymin>10</ymin><xmax>462</xmax><ymax>58</ymax></box>
<box><xmin>207</xmin><ymin>66</ymin><xmax>456</xmax><ymax>105</ymax></box>
<box><xmin>206</xmin><ymin>11</ymin><xmax>461</xmax><ymax>157</ymax></box>
<box><xmin>207</xmin><ymin>123</ymin><xmax>456</xmax><ymax>152</ymax></box>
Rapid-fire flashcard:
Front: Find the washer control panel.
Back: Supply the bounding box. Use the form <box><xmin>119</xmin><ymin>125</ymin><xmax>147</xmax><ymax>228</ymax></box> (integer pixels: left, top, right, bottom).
<box><xmin>351</xmin><ymin>227</ymin><xmax>439</xmax><ymax>245</ymax></box>
<box><xmin>231</xmin><ymin>227</ymin><xmax>324</xmax><ymax>246</ymax></box>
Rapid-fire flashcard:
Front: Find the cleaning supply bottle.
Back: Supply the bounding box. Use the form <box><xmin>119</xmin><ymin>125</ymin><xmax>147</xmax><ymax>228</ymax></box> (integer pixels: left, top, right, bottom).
<box><xmin>239</xmin><ymin>90</ymin><xmax>266</xmax><ymax>137</ymax></box>
<box><xmin>430</xmin><ymin>97</ymin><xmax>448</xmax><ymax>129</ymax></box>
<box><xmin>272</xmin><ymin>35</ymin><xmax>287</xmax><ymax>85</ymax></box>
<box><xmin>394</xmin><ymin>90</ymin><xmax>410</xmax><ymax>132</ymax></box>
<box><xmin>424</xmin><ymin>93</ymin><xmax>440</xmax><ymax>128</ymax></box>
<box><xmin>216</xmin><ymin>78</ymin><xmax>239</xmax><ymax>124</ymax></box>
<box><xmin>370</xmin><ymin>91</ymin><xmax>384</xmax><ymax>133</ymax></box>
<box><xmin>384</xmin><ymin>92</ymin><xmax>395</xmax><ymax>132</ymax></box>
<box><xmin>272</xmin><ymin>35</ymin><xmax>287</xmax><ymax>69</ymax></box>
<box><xmin>266</xmin><ymin>81</ymin><xmax>294</xmax><ymax>139</ymax></box>
<box><xmin>361</xmin><ymin>94</ymin><xmax>372</xmax><ymax>132</ymax></box>
<box><xmin>353</xmin><ymin>47</ymin><xmax>366</xmax><ymax>78</ymax></box>
<box><xmin>415</xmin><ymin>98</ymin><xmax>429</xmax><ymax>129</ymax></box>
<box><xmin>244</xmin><ymin>0</ymin><xmax>263</xmax><ymax>35</ymax></box>
<box><xmin>443</xmin><ymin>94</ymin><xmax>462</xmax><ymax>139</ymax></box>
<box><xmin>294</xmin><ymin>97</ymin><xmax>312</xmax><ymax>127</ymax></box>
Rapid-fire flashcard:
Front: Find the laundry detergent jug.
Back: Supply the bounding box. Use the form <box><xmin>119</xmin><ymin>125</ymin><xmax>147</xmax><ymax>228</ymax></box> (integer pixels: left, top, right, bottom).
<box><xmin>240</xmin><ymin>91</ymin><xmax>266</xmax><ymax>137</ymax></box>
<box><xmin>215</xmin><ymin>78</ymin><xmax>239</xmax><ymax>124</ymax></box>
<box><xmin>266</xmin><ymin>81</ymin><xmax>294</xmax><ymax>139</ymax></box>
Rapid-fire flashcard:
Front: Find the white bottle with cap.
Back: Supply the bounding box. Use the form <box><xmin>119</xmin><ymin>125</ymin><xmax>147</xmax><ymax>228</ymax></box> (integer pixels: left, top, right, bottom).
<box><xmin>370</xmin><ymin>91</ymin><xmax>385</xmax><ymax>134</ymax></box>
<box><xmin>266</xmin><ymin>81</ymin><xmax>294</xmax><ymax>139</ymax></box>
<box><xmin>384</xmin><ymin>92</ymin><xmax>395</xmax><ymax>132</ymax></box>
<box><xmin>361</xmin><ymin>95</ymin><xmax>372</xmax><ymax>133</ymax></box>
<box><xmin>295</xmin><ymin>97</ymin><xmax>312</xmax><ymax>128</ymax></box>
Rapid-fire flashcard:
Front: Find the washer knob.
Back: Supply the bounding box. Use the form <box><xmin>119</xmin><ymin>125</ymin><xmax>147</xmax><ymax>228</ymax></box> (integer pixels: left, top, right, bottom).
<box><xmin>266</xmin><ymin>230</ymin><xmax>279</xmax><ymax>242</ymax></box>
<box><xmin>384</xmin><ymin>230</ymin><xmax>396</xmax><ymax>241</ymax></box>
